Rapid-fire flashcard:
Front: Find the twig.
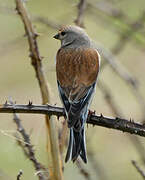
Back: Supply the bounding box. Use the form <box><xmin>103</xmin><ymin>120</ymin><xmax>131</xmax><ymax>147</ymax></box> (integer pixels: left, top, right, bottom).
<box><xmin>88</xmin><ymin>2</ymin><xmax>145</xmax><ymax>47</ymax></box>
<box><xmin>111</xmin><ymin>11</ymin><xmax>145</xmax><ymax>54</ymax></box>
<box><xmin>17</xmin><ymin>170</ymin><xmax>23</xmax><ymax>180</ymax></box>
<box><xmin>74</xmin><ymin>0</ymin><xmax>87</xmax><ymax>27</ymax></box>
<box><xmin>76</xmin><ymin>159</ymin><xmax>91</xmax><ymax>180</ymax></box>
<box><xmin>1</xmin><ymin>103</ymin><xmax>145</xmax><ymax>138</ymax></box>
<box><xmin>9</xmin><ymin>101</ymin><xmax>49</xmax><ymax>180</ymax></box>
<box><xmin>15</xmin><ymin>0</ymin><xmax>63</xmax><ymax>179</ymax></box>
<box><xmin>14</xmin><ymin>115</ymin><xmax>49</xmax><ymax>180</ymax></box>
<box><xmin>132</xmin><ymin>160</ymin><xmax>145</xmax><ymax>179</ymax></box>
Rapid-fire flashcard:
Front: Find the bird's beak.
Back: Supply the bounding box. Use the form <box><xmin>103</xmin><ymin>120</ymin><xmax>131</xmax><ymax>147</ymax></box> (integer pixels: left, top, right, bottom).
<box><xmin>53</xmin><ymin>33</ymin><xmax>59</xmax><ymax>39</ymax></box>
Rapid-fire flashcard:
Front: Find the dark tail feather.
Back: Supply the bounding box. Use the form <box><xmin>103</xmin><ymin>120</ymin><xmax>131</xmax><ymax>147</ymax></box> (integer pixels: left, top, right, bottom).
<box><xmin>65</xmin><ymin>129</ymin><xmax>73</xmax><ymax>163</ymax></box>
<box><xmin>65</xmin><ymin>127</ymin><xmax>87</xmax><ymax>163</ymax></box>
<box><xmin>80</xmin><ymin>128</ymin><xmax>87</xmax><ymax>163</ymax></box>
<box><xmin>71</xmin><ymin>130</ymin><xmax>81</xmax><ymax>161</ymax></box>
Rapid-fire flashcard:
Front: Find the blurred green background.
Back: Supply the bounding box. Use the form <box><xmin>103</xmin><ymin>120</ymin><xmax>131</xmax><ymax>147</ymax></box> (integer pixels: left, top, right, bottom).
<box><xmin>0</xmin><ymin>0</ymin><xmax>145</xmax><ymax>179</ymax></box>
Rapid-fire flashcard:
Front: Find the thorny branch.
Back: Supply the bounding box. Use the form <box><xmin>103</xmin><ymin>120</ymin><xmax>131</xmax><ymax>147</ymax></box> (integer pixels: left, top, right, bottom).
<box><xmin>132</xmin><ymin>160</ymin><xmax>145</xmax><ymax>179</ymax></box>
<box><xmin>1</xmin><ymin>102</ymin><xmax>145</xmax><ymax>138</ymax></box>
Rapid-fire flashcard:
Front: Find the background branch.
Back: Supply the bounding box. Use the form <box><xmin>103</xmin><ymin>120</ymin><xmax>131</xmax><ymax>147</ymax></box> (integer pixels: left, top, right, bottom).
<box><xmin>132</xmin><ymin>160</ymin><xmax>145</xmax><ymax>179</ymax></box>
<box><xmin>74</xmin><ymin>0</ymin><xmax>87</xmax><ymax>27</ymax></box>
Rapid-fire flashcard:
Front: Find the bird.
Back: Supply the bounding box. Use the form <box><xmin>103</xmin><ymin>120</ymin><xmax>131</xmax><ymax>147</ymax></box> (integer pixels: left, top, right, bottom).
<box><xmin>54</xmin><ymin>25</ymin><xmax>100</xmax><ymax>163</ymax></box>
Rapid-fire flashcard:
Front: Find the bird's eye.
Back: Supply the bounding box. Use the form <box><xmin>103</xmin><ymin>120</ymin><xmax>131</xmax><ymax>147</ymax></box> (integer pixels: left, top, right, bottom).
<box><xmin>61</xmin><ymin>31</ymin><xmax>66</xmax><ymax>36</ymax></box>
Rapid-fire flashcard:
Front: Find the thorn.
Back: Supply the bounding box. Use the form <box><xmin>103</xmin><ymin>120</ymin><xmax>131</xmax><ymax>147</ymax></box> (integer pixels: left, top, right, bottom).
<box><xmin>34</xmin><ymin>33</ymin><xmax>39</xmax><ymax>38</ymax></box>
<box><xmin>88</xmin><ymin>110</ymin><xmax>95</xmax><ymax>116</ymax></box>
<box><xmin>41</xmin><ymin>56</ymin><xmax>44</xmax><ymax>60</ymax></box>
<box><xmin>4</xmin><ymin>100</ymin><xmax>8</xmax><ymax>105</ymax></box>
<box><xmin>34</xmin><ymin>32</ymin><xmax>41</xmax><ymax>38</ymax></box>
<box><xmin>100</xmin><ymin>113</ymin><xmax>103</xmax><ymax>118</ymax></box>
<box><xmin>47</xmin><ymin>103</ymin><xmax>50</xmax><ymax>108</ymax></box>
<box><xmin>15</xmin><ymin>7</ymin><xmax>19</xmax><ymax>14</ymax></box>
<box><xmin>28</xmin><ymin>100</ymin><xmax>33</xmax><ymax>106</ymax></box>
<box><xmin>134</xmin><ymin>130</ymin><xmax>138</xmax><ymax>134</ymax></box>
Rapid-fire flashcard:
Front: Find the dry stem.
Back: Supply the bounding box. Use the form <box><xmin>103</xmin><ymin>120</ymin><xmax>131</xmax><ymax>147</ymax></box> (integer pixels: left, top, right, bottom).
<box><xmin>15</xmin><ymin>0</ymin><xmax>63</xmax><ymax>179</ymax></box>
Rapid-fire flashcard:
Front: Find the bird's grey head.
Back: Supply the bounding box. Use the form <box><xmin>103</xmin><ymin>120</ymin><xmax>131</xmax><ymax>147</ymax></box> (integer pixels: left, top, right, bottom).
<box><xmin>53</xmin><ymin>25</ymin><xmax>91</xmax><ymax>49</ymax></box>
